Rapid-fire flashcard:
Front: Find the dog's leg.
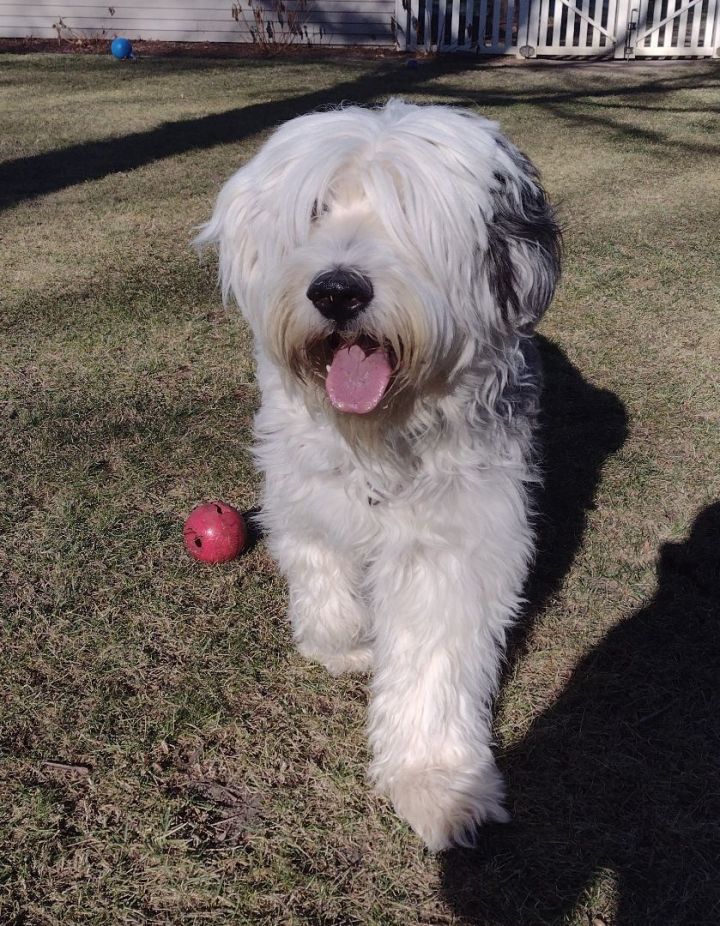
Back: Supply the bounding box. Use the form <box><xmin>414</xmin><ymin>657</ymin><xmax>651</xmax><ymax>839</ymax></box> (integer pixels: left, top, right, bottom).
<box><xmin>367</xmin><ymin>473</ymin><xmax>532</xmax><ymax>850</ymax></box>
<box><xmin>278</xmin><ymin>533</ymin><xmax>373</xmax><ymax>675</ymax></box>
<box><xmin>260</xmin><ymin>469</ymin><xmax>373</xmax><ymax>675</ymax></box>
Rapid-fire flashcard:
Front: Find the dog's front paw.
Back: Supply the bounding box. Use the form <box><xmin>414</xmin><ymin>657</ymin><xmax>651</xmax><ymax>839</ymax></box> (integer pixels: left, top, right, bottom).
<box><xmin>379</xmin><ymin>763</ymin><xmax>510</xmax><ymax>852</ymax></box>
<box><xmin>296</xmin><ymin>641</ymin><xmax>373</xmax><ymax>675</ymax></box>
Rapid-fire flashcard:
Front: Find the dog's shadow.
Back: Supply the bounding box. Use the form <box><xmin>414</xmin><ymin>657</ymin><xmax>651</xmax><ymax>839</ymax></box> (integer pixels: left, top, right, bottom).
<box><xmin>515</xmin><ymin>335</ymin><xmax>630</xmax><ymax>661</ymax></box>
<box><xmin>441</xmin><ymin>341</ymin><xmax>720</xmax><ymax>924</ymax></box>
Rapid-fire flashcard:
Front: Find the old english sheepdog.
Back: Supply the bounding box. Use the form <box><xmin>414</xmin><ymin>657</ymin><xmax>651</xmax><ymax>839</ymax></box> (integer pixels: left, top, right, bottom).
<box><xmin>197</xmin><ymin>99</ymin><xmax>561</xmax><ymax>851</ymax></box>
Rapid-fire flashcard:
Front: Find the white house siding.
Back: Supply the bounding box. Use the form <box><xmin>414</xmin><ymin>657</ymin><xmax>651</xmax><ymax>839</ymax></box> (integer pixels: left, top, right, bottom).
<box><xmin>0</xmin><ymin>0</ymin><xmax>398</xmax><ymax>46</ymax></box>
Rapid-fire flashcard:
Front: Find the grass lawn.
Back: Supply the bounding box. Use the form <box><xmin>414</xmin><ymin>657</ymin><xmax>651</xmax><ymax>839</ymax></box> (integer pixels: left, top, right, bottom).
<box><xmin>1</xmin><ymin>50</ymin><xmax>719</xmax><ymax>925</ymax></box>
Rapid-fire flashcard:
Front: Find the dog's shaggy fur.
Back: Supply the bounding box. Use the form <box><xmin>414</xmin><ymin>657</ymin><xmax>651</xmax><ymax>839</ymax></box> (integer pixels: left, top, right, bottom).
<box><xmin>197</xmin><ymin>99</ymin><xmax>561</xmax><ymax>851</ymax></box>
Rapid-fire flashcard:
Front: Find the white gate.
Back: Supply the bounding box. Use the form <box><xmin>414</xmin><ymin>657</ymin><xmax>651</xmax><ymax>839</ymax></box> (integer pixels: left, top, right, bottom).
<box><xmin>396</xmin><ymin>0</ymin><xmax>720</xmax><ymax>55</ymax></box>
<box><xmin>626</xmin><ymin>0</ymin><xmax>720</xmax><ymax>56</ymax></box>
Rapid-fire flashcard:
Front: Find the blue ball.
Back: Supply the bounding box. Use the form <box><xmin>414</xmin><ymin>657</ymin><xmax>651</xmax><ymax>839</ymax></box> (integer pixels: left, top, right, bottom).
<box><xmin>406</xmin><ymin>59</ymin><xmax>419</xmax><ymax>69</ymax></box>
<box><xmin>110</xmin><ymin>37</ymin><xmax>133</xmax><ymax>59</ymax></box>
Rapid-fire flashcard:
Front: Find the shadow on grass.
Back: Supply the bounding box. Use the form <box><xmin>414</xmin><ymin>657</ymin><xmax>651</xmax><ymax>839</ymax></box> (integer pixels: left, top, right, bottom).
<box><xmin>0</xmin><ymin>58</ymin><xmax>464</xmax><ymax>211</ymax></box>
<box><xmin>2</xmin><ymin>59</ymin><xmax>720</xmax><ymax>212</ymax></box>
<box><xmin>441</xmin><ymin>347</ymin><xmax>720</xmax><ymax>923</ymax></box>
<box><xmin>539</xmin><ymin>100</ymin><xmax>720</xmax><ymax>158</ymax></box>
<box><xmin>433</xmin><ymin>68</ymin><xmax>720</xmax><ymax>158</ymax></box>
<box><xmin>241</xmin><ymin>505</ymin><xmax>264</xmax><ymax>554</ymax></box>
<box><xmin>517</xmin><ymin>336</ymin><xmax>629</xmax><ymax>663</ymax></box>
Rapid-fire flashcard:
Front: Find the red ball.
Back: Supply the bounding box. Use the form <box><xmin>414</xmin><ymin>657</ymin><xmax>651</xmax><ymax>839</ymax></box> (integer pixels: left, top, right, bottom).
<box><xmin>183</xmin><ymin>501</ymin><xmax>246</xmax><ymax>563</ymax></box>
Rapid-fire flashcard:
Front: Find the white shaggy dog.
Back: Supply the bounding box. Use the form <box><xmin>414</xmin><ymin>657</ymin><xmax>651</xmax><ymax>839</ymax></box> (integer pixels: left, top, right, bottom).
<box><xmin>197</xmin><ymin>99</ymin><xmax>561</xmax><ymax>851</ymax></box>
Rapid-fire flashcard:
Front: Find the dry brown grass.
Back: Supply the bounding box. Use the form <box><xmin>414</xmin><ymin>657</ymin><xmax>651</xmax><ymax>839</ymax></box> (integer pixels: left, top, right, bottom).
<box><xmin>1</xmin><ymin>51</ymin><xmax>719</xmax><ymax>925</ymax></box>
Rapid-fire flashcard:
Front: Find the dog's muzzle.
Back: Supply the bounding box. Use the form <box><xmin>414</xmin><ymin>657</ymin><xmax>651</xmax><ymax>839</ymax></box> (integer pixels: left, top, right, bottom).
<box><xmin>304</xmin><ymin>268</ymin><xmax>394</xmax><ymax>416</ymax></box>
<box><xmin>306</xmin><ymin>267</ymin><xmax>373</xmax><ymax>328</ymax></box>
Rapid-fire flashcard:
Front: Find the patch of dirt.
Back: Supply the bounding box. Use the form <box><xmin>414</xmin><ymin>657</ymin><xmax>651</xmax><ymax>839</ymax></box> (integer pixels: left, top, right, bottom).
<box><xmin>0</xmin><ymin>36</ymin><xmax>399</xmax><ymax>61</ymax></box>
<box><xmin>151</xmin><ymin>738</ymin><xmax>264</xmax><ymax>848</ymax></box>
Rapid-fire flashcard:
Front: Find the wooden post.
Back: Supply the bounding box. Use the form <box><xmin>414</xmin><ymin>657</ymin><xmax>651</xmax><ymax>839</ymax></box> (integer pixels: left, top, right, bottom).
<box><xmin>424</xmin><ymin>0</ymin><xmax>433</xmax><ymax>49</ymax></box>
<box><xmin>395</xmin><ymin>0</ymin><xmax>410</xmax><ymax>49</ymax></box>
<box><xmin>519</xmin><ymin>0</ymin><xmax>541</xmax><ymax>53</ymax></box>
<box><xmin>409</xmin><ymin>0</ymin><xmax>420</xmax><ymax>48</ymax></box>
<box><xmin>614</xmin><ymin>0</ymin><xmax>633</xmax><ymax>57</ymax></box>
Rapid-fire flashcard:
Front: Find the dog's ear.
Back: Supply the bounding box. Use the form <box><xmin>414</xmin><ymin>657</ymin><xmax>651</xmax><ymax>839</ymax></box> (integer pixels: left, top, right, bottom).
<box><xmin>486</xmin><ymin>150</ymin><xmax>561</xmax><ymax>332</ymax></box>
<box><xmin>193</xmin><ymin>170</ymin><xmax>260</xmax><ymax>317</ymax></box>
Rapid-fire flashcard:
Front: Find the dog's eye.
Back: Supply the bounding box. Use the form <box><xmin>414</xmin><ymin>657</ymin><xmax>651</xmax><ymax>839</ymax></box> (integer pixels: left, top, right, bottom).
<box><xmin>310</xmin><ymin>200</ymin><xmax>329</xmax><ymax>222</ymax></box>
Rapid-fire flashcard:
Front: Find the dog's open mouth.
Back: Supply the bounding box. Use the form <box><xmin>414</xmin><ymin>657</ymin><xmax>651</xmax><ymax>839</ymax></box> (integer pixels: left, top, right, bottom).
<box><xmin>324</xmin><ymin>334</ymin><xmax>396</xmax><ymax>415</ymax></box>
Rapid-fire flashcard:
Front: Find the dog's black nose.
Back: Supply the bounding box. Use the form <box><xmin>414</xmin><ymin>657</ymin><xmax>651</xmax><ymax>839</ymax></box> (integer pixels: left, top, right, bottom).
<box><xmin>306</xmin><ymin>268</ymin><xmax>373</xmax><ymax>326</ymax></box>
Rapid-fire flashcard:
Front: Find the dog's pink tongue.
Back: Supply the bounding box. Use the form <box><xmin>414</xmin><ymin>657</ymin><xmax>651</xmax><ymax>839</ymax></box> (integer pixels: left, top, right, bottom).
<box><xmin>326</xmin><ymin>344</ymin><xmax>392</xmax><ymax>414</ymax></box>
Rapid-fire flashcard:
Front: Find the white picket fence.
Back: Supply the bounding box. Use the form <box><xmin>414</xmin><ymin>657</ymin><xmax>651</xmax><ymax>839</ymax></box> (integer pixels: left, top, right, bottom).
<box><xmin>2</xmin><ymin>0</ymin><xmax>715</xmax><ymax>55</ymax></box>
<box><xmin>395</xmin><ymin>0</ymin><xmax>720</xmax><ymax>55</ymax></box>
